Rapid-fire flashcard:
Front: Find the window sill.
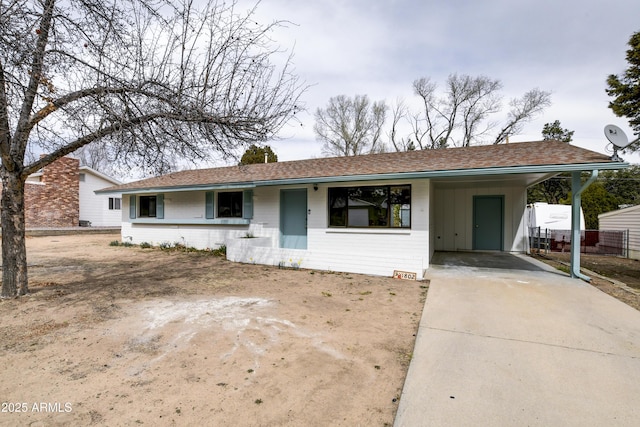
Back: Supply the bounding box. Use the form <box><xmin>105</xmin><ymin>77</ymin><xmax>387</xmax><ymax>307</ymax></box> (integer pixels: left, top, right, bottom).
<box><xmin>130</xmin><ymin>218</ymin><xmax>250</xmax><ymax>225</ymax></box>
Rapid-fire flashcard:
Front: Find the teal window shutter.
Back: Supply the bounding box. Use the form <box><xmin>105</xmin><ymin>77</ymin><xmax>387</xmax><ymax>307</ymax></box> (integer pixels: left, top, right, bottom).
<box><xmin>129</xmin><ymin>195</ymin><xmax>136</xmax><ymax>219</ymax></box>
<box><xmin>243</xmin><ymin>190</ymin><xmax>253</xmax><ymax>219</ymax></box>
<box><xmin>156</xmin><ymin>194</ymin><xmax>164</xmax><ymax>219</ymax></box>
<box><xmin>205</xmin><ymin>191</ymin><xmax>215</xmax><ymax>219</ymax></box>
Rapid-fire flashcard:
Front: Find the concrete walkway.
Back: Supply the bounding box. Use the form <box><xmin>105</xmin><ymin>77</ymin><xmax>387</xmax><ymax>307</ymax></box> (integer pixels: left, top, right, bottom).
<box><xmin>394</xmin><ymin>252</ymin><xmax>640</xmax><ymax>426</ymax></box>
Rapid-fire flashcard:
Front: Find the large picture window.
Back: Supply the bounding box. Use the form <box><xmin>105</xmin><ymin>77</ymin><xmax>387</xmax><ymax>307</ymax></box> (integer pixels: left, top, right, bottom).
<box><xmin>328</xmin><ymin>185</ymin><xmax>411</xmax><ymax>228</ymax></box>
<box><xmin>218</xmin><ymin>191</ymin><xmax>243</xmax><ymax>218</ymax></box>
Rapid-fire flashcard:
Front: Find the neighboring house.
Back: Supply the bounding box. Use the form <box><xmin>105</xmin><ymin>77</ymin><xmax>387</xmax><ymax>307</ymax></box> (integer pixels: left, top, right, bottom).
<box><xmin>24</xmin><ymin>157</ymin><xmax>122</xmax><ymax>227</ymax></box>
<box><xmin>98</xmin><ymin>141</ymin><xmax>624</xmax><ymax>279</ymax></box>
<box><xmin>598</xmin><ymin>205</ymin><xmax>640</xmax><ymax>260</ymax></box>
<box><xmin>77</xmin><ymin>166</ymin><xmax>123</xmax><ymax>226</ymax></box>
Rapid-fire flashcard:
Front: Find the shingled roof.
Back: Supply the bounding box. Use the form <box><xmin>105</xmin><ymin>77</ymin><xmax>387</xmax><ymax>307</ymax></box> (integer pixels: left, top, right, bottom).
<box><xmin>100</xmin><ymin>141</ymin><xmax>624</xmax><ymax>193</ymax></box>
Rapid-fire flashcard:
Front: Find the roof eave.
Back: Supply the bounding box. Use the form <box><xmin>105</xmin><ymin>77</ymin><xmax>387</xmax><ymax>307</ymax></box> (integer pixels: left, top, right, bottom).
<box><xmin>97</xmin><ymin>182</ymin><xmax>257</xmax><ymax>194</ymax></box>
<box><xmin>98</xmin><ymin>161</ymin><xmax>628</xmax><ymax>194</ymax></box>
<box><xmin>79</xmin><ymin>166</ymin><xmax>122</xmax><ymax>185</ymax></box>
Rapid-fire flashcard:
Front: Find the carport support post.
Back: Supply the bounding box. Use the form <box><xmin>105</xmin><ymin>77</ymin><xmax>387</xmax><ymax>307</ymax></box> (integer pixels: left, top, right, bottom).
<box><xmin>570</xmin><ymin>170</ymin><xmax>598</xmax><ymax>281</ymax></box>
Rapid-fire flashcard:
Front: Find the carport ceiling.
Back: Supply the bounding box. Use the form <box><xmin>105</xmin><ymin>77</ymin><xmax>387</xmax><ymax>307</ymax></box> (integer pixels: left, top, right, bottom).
<box><xmin>431</xmin><ymin>171</ymin><xmax>557</xmax><ymax>189</ymax></box>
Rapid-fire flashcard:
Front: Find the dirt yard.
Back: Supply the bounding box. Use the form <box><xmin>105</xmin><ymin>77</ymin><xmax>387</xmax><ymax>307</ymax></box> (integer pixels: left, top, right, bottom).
<box><xmin>0</xmin><ymin>234</ymin><xmax>426</xmax><ymax>426</ymax></box>
<box><xmin>534</xmin><ymin>252</ymin><xmax>640</xmax><ymax>311</ymax></box>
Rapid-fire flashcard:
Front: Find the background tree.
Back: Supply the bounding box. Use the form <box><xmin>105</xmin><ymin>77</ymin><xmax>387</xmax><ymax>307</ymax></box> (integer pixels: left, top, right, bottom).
<box><xmin>601</xmin><ymin>165</ymin><xmax>640</xmax><ymax>206</ymax></box>
<box><xmin>240</xmin><ymin>144</ymin><xmax>278</xmax><ymax>165</ymax></box>
<box><xmin>314</xmin><ymin>94</ymin><xmax>387</xmax><ymax>156</ymax></box>
<box><xmin>410</xmin><ymin>74</ymin><xmax>550</xmax><ymax>148</ymax></box>
<box><xmin>578</xmin><ymin>166</ymin><xmax>640</xmax><ymax>229</ymax></box>
<box><xmin>606</xmin><ymin>30</ymin><xmax>640</xmax><ymax>148</ymax></box>
<box><xmin>492</xmin><ymin>88</ymin><xmax>551</xmax><ymax>144</ymax></box>
<box><xmin>527</xmin><ymin>176</ymin><xmax>571</xmax><ymax>204</ymax></box>
<box><xmin>0</xmin><ymin>0</ymin><xmax>305</xmax><ymax>297</ymax></box>
<box><xmin>563</xmin><ymin>183</ymin><xmax>620</xmax><ymax>229</ymax></box>
<box><xmin>73</xmin><ymin>141</ymin><xmax>138</xmax><ymax>179</ymax></box>
<box><xmin>542</xmin><ymin>120</ymin><xmax>575</xmax><ymax>142</ymax></box>
<box><xmin>527</xmin><ymin>121</ymin><xmax>574</xmax><ymax>204</ymax></box>
<box><xmin>388</xmin><ymin>99</ymin><xmax>416</xmax><ymax>152</ymax></box>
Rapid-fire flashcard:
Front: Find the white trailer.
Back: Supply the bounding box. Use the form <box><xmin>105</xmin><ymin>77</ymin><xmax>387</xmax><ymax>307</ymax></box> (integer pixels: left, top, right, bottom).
<box><xmin>528</xmin><ymin>202</ymin><xmax>584</xmax><ymax>230</ymax></box>
<box><xmin>527</xmin><ymin>202</ymin><xmax>585</xmax><ymax>248</ymax></box>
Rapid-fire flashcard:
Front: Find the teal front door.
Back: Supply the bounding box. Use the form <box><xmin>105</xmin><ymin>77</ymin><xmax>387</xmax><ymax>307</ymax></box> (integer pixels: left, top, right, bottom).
<box><xmin>280</xmin><ymin>189</ymin><xmax>308</xmax><ymax>249</ymax></box>
<box><xmin>473</xmin><ymin>195</ymin><xmax>504</xmax><ymax>250</ymax></box>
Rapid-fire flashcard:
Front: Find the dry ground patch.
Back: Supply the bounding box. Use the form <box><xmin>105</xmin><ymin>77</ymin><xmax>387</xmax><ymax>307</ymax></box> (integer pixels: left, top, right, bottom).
<box><xmin>0</xmin><ymin>234</ymin><xmax>426</xmax><ymax>426</ymax></box>
<box><xmin>534</xmin><ymin>252</ymin><xmax>640</xmax><ymax>312</ymax></box>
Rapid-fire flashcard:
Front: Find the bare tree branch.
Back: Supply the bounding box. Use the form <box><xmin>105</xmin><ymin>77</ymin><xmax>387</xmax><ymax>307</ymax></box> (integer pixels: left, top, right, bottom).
<box><xmin>314</xmin><ymin>94</ymin><xmax>387</xmax><ymax>156</ymax></box>
<box><xmin>493</xmin><ymin>88</ymin><xmax>551</xmax><ymax>144</ymax></box>
<box><xmin>409</xmin><ymin>74</ymin><xmax>552</xmax><ymax>148</ymax></box>
<box><xmin>0</xmin><ymin>0</ymin><xmax>307</xmax><ymax>297</ymax></box>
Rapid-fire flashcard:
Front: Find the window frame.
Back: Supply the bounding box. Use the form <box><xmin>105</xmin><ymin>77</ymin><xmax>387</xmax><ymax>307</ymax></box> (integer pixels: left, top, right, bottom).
<box><xmin>217</xmin><ymin>191</ymin><xmax>243</xmax><ymax>218</ymax></box>
<box><xmin>327</xmin><ymin>184</ymin><xmax>412</xmax><ymax>229</ymax></box>
<box><xmin>108</xmin><ymin>197</ymin><xmax>121</xmax><ymax>210</ymax></box>
<box><xmin>139</xmin><ymin>195</ymin><xmax>157</xmax><ymax>218</ymax></box>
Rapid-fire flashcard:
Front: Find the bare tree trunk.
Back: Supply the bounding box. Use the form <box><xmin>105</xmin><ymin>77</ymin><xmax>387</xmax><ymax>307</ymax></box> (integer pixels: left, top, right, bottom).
<box><xmin>1</xmin><ymin>170</ymin><xmax>28</xmax><ymax>297</ymax></box>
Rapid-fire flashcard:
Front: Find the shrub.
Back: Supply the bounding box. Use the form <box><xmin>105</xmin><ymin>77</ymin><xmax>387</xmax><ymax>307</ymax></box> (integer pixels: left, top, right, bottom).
<box><xmin>212</xmin><ymin>244</ymin><xmax>226</xmax><ymax>257</ymax></box>
<box><xmin>140</xmin><ymin>242</ymin><xmax>152</xmax><ymax>249</ymax></box>
<box><xmin>109</xmin><ymin>240</ymin><xmax>120</xmax><ymax>246</ymax></box>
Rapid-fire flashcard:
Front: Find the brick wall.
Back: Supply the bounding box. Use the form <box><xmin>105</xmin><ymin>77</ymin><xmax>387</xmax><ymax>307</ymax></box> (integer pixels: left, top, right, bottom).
<box><xmin>23</xmin><ymin>157</ymin><xmax>80</xmax><ymax>228</ymax></box>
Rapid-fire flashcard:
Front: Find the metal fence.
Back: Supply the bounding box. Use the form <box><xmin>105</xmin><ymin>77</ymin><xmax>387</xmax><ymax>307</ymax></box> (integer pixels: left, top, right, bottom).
<box><xmin>528</xmin><ymin>227</ymin><xmax>628</xmax><ymax>257</ymax></box>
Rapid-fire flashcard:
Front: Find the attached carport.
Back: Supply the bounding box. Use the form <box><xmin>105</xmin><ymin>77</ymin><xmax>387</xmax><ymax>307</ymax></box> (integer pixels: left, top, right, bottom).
<box><xmin>429</xmin><ymin>159</ymin><xmax>626</xmax><ymax>279</ymax></box>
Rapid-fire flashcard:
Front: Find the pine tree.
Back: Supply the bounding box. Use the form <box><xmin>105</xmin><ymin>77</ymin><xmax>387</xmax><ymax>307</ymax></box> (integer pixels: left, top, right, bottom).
<box><xmin>606</xmin><ymin>31</ymin><xmax>640</xmax><ymax>145</ymax></box>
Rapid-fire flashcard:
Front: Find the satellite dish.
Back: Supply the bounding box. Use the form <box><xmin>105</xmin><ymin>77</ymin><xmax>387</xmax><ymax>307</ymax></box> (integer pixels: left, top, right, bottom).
<box><xmin>604</xmin><ymin>124</ymin><xmax>631</xmax><ymax>149</ymax></box>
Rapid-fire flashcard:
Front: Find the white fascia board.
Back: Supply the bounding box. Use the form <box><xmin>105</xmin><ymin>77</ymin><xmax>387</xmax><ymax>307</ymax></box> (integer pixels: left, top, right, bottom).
<box><xmin>80</xmin><ymin>166</ymin><xmax>122</xmax><ymax>185</ymax></box>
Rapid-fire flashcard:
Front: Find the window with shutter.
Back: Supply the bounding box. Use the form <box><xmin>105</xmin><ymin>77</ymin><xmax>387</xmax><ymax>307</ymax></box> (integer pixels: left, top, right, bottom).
<box><xmin>205</xmin><ymin>192</ymin><xmax>215</xmax><ymax>219</ymax></box>
<box><xmin>129</xmin><ymin>195</ymin><xmax>136</xmax><ymax>219</ymax></box>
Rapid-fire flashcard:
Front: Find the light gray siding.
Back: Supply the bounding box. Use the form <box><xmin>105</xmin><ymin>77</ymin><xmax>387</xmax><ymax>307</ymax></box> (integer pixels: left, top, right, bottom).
<box><xmin>79</xmin><ymin>171</ymin><xmax>122</xmax><ymax>226</ymax></box>
<box><xmin>433</xmin><ymin>185</ymin><xmax>528</xmax><ymax>253</ymax></box>
<box><xmin>599</xmin><ymin>205</ymin><xmax>640</xmax><ymax>260</ymax></box>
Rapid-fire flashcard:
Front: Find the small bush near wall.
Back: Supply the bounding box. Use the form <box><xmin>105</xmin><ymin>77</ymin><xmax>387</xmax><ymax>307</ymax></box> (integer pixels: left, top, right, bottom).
<box><xmin>110</xmin><ymin>240</ymin><xmax>226</xmax><ymax>257</ymax></box>
<box><xmin>212</xmin><ymin>245</ymin><xmax>226</xmax><ymax>257</ymax></box>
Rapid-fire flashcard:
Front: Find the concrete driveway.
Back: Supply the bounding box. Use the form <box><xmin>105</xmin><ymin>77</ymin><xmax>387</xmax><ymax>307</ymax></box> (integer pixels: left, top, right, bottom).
<box><xmin>394</xmin><ymin>252</ymin><xmax>640</xmax><ymax>426</ymax></box>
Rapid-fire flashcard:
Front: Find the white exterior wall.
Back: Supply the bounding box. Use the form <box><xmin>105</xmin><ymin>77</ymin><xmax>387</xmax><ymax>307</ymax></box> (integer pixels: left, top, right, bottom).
<box><xmin>122</xmin><ymin>179</ymin><xmax>432</xmax><ymax>279</ymax></box>
<box><xmin>432</xmin><ymin>185</ymin><xmax>528</xmax><ymax>253</ymax></box>
<box><xmin>599</xmin><ymin>205</ymin><xmax>640</xmax><ymax>260</ymax></box>
<box><xmin>121</xmin><ymin>191</ymin><xmax>256</xmax><ymax>248</ymax></box>
<box><xmin>79</xmin><ymin>171</ymin><xmax>122</xmax><ymax>226</ymax></box>
<box><xmin>120</xmin><ymin>180</ymin><xmax>530</xmax><ymax>277</ymax></box>
<box><xmin>227</xmin><ymin>179</ymin><xmax>431</xmax><ymax>279</ymax></box>
<box><xmin>301</xmin><ymin>179</ymin><xmax>430</xmax><ymax>278</ymax></box>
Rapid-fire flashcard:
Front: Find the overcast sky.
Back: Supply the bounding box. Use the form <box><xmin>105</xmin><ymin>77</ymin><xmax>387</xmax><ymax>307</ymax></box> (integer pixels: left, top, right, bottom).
<box><xmin>236</xmin><ymin>0</ymin><xmax>640</xmax><ymax>164</ymax></box>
